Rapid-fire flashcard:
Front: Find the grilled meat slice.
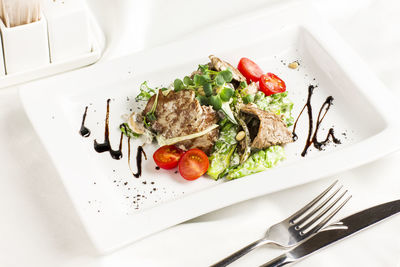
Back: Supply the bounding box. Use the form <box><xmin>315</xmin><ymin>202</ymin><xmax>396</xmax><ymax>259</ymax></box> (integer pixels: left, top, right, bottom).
<box><xmin>209</xmin><ymin>55</ymin><xmax>246</xmax><ymax>82</ymax></box>
<box><xmin>240</xmin><ymin>104</ymin><xmax>292</xmax><ymax>149</ymax></box>
<box><xmin>143</xmin><ymin>90</ymin><xmax>219</xmax><ymax>154</ymax></box>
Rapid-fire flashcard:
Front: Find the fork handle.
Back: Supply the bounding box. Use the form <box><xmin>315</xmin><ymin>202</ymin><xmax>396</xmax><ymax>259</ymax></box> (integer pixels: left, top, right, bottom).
<box><xmin>210</xmin><ymin>238</ymin><xmax>271</xmax><ymax>267</ymax></box>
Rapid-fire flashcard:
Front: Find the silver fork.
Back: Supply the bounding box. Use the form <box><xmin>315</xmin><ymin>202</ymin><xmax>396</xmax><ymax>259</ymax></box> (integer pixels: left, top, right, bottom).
<box><xmin>211</xmin><ymin>180</ymin><xmax>351</xmax><ymax>267</ymax></box>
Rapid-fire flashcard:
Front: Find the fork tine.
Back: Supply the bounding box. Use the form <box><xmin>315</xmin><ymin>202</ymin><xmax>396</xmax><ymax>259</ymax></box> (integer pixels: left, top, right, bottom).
<box><xmin>294</xmin><ymin>185</ymin><xmax>343</xmax><ymax>228</ymax></box>
<box><xmin>289</xmin><ymin>180</ymin><xmax>338</xmax><ymax>223</ymax></box>
<box><xmin>301</xmin><ymin>194</ymin><xmax>352</xmax><ymax>238</ymax></box>
<box><xmin>299</xmin><ymin>190</ymin><xmax>350</xmax><ymax>235</ymax></box>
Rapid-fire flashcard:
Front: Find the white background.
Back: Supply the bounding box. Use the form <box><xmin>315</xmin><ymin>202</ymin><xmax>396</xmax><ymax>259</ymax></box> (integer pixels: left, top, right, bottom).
<box><xmin>1</xmin><ymin>0</ymin><xmax>400</xmax><ymax>266</ymax></box>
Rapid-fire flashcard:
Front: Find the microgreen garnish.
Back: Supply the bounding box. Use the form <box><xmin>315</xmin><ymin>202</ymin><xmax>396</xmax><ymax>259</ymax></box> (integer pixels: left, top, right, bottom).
<box><xmin>144</xmin><ymin>90</ymin><xmax>159</xmax><ymax>126</ymax></box>
<box><xmin>171</xmin><ymin>65</ymin><xmax>237</xmax><ymax>123</ymax></box>
<box><xmin>174</xmin><ymin>79</ymin><xmax>184</xmax><ymax>91</ymax></box>
<box><xmin>120</xmin><ymin>123</ymin><xmax>140</xmax><ymax>138</ymax></box>
<box><xmin>220</xmin><ymin>87</ymin><xmax>234</xmax><ymax>102</ymax></box>
<box><xmin>135</xmin><ymin>81</ymin><xmax>156</xmax><ymax>101</ymax></box>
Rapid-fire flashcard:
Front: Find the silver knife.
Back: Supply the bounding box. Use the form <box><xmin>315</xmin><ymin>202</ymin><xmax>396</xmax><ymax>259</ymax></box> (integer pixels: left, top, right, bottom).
<box><xmin>261</xmin><ymin>199</ymin><xmax>400</xmax><ymax>267</ymax></box>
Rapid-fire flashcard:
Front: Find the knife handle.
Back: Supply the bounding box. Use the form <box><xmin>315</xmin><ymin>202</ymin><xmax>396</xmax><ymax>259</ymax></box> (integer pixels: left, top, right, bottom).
<box><xmin>259</xmin><ymin>254</ymin><xmax>294</xmax><ymax>267</ymax></box>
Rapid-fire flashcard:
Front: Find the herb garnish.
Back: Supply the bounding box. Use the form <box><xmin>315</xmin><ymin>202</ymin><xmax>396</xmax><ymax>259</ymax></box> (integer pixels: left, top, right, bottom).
<box><xmin>135</xmin><ymin>81</ymin><xmax>156</xmax><ymax>101</ymax></box>
<box><xmin>143</xmin><ymin>89</ymin><xmax>159</xmax><ymax>127</ymax></box>
<box><xmin>120</xmin><ymin>123</ymin><xmax>140</xmax><ymax>138</ymax></box>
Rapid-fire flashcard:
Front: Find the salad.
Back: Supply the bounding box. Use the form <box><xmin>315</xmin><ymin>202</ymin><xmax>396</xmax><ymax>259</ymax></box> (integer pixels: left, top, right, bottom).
<box><xmin>121</xmin><ymin>56</ymin><xmax>294</xmax><ymax>181</ymax></box>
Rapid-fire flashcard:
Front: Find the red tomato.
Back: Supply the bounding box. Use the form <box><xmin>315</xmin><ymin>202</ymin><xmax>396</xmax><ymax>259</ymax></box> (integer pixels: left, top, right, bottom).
<box><xmin>237</xmin><ymin>57</ymin><xmax>264</xmax><ymax>82</ymax></box>
<box><xmin>153</xmin><ymin>145</ymin><xmax>184</xmax><ymax>169</ymax></box>
<box><xmin>259</xmin><ymin>73</ymin><xmax>286</xmax><ymax>96</ymax></box>
<box><xmin>178</xmin><ymin>148</ymin><xmax>209</xmax><ymax>181</ymax></box>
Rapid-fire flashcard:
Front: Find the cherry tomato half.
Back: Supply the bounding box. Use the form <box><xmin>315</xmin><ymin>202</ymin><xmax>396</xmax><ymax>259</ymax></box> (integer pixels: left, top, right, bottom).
<box><xmin>178</xmin><ymin>148</ymin><xmax>209</xmax><ymax>181</ymax></box>
<box><xmin>237</xmin><ymin>57</ymin><xmax>264</xmax><ymax>82</ymax></box>
<box><xmin>259</xmin><ymin>73</ymin><xmax>286</xmax><ymax>96</ymax></box>
<box><xmin>153</xmin><ymin>145</ymin><xmax>184</xmax><ymax>170</ymax></box>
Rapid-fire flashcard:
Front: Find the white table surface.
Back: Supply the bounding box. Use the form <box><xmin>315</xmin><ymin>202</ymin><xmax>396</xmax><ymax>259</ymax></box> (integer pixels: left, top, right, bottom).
<box><xmin>1</xmin><ymin>0</ymin><xmax>400</xmax><ymax>266</ymax></box>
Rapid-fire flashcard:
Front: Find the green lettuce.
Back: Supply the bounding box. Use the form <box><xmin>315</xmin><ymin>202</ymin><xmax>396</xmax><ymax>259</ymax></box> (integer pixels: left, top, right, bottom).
<box><xmin>254</xmin><ymin>91</ymin><xmax>294</xmax><ymax>126</ymax></box>
<box><xmin>226</xmin><ymin>146</ymin><xmax>285</xmax><ymax>180</ymax></box>
<box><xmin>207</xmin><ymin>119</ymin><xmax>238</xmax><ymax>180</ymax></box>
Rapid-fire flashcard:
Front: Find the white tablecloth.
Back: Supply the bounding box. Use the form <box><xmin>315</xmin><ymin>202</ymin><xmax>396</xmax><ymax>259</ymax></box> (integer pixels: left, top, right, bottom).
<box><xmin>1</xmin><ymin>0</ymin><xmax>399</xmax><ymax>266</ymax></box>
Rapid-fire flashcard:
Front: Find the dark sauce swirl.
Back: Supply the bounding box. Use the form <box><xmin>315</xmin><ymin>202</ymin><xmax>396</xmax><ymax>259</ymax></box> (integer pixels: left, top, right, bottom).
<box><xmin>292</xmin><ymin>85</ymin><xmax>341</xmax><ymax>157</ymax></box>
<box><xmin>93</xmin><ymin>99</ymin><xmax>123</xmax><ymax>160</ymax></box>
<box><xmin>84</xmin><ymin>99</ymin><xmax>147</xmax><ymax>176</ymax></box>
<box><xmin>124</xmin><ymin>124</ymin><xmax>147</xmax><ymax>178</ymax></box>
<box><xmin>79</xmin><ymin>106</ymin><xmax>91</xmax><ymax>137</ymax></box>
<box><xmin>133</xmin><ymin>146</ymin><xmax>147</xmax><ymax>178</ymax></box>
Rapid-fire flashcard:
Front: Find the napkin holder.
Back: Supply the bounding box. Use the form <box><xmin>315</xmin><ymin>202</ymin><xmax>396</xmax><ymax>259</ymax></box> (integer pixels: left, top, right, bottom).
<box><xmin>0</xmin><ymin>2</ymin><xmax>104</xmax><ymax>88</ymax></box>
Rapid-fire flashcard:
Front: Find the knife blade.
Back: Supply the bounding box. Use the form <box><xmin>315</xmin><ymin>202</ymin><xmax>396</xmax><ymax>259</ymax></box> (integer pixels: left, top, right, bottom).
<box><xmin>261</xmin><ymin>199</ymin><xmax>400</xmax><ymax>267</ymax></box>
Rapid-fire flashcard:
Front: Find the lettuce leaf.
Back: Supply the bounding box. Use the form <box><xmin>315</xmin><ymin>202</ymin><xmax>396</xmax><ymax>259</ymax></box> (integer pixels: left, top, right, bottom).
<box><xmin>254</xmin><ymin>91</ymin><xmax>294</xmax><ymax>126</ymax></box>
<box><xmin>207</xmin><ymin>119</ymin><xmax>238</xmax><ymax>180</ymax></box>
<box><xmin>226</xmin><ymin>146</ymin><xmax>285</xmax><ymax>180</ymax></box>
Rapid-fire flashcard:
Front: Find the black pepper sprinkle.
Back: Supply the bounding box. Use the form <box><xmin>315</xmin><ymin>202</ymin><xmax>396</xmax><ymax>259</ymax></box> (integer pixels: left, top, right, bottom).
<box><xmin>153</xmin><ymin>188</ymin><xmax>157</xmax><ymax>191</ymax></box>
<box><xmin>155</xmin><ymin>166</ymin><xmax>160</xmax><ymax>170</ymax></box>
<box><xmin>174</xmin><ymin>171</ymin><xmax>178</xmax><ymax>174</ymax></box>
<box><xmin>151</xmin><ymin>182</ymin><xmax>155</xmax><ymax>185</ymax></box>
<box><xmin>124</xmin><ymin>182</ymin><xmax>128</xmax><ymax>186</ymax></box>
<box><xmin>142</xmin><ymin>181</ymin><xmax>147</xmax><ymax>184</ymax></box>
<box><xmin>113</xmin><ymin>180</ymin><xmax>116</xmax><ymax>183</ymax></box>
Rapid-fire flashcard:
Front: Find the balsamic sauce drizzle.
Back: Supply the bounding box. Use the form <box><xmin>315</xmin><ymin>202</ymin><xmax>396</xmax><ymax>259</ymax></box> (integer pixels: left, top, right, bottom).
<box><xmin>133</xmin><ymin>146</ymin><xmax>147</xmax><ymax>178</ymax></box>
<box><xmin>93</xmin><ymin>99</ymin><xmax>123</xmax><ymax>160</ymax></box>
<box><xmin>292</xmin><ymin>85</ymin><xmax>341</xmax><ymax>157</ymax></box>
<box><xmin>81</xmin><ymin>99</ymin><xmax>148</xmax><ymax>175</ymax></box>
<box><xmin>79</xmin><ymin>106</ymin><xmax>91</xmax><ymax>137</ymax></box>
<box><xmin>125</xmin><ymin>126</ymin><xmax>147</xmax><ymax>178</ymax></box>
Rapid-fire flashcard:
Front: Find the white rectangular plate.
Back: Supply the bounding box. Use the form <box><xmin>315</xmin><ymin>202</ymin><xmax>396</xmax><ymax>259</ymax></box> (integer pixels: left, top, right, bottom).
<box><xmin>19</xmin><ymin>2</ymin><xmax>400</xmax><ymax>253</ymax></box>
